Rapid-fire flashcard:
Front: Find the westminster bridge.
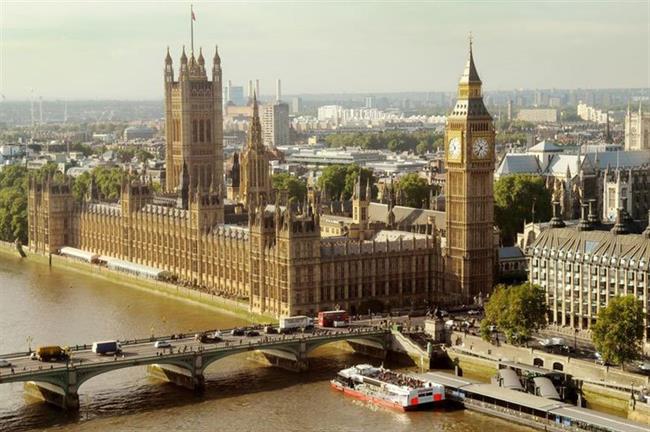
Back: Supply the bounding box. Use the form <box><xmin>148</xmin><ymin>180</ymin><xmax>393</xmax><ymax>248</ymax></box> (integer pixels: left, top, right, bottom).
<box><xmin>0</xmin><ymin>326</ymin><xmax>393</xmax><ymax>410</ymax></box>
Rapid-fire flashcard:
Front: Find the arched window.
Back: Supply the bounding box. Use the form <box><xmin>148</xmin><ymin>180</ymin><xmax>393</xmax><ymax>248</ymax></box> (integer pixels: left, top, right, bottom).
<box><xmin>206</xmin><ymin>119</ymin><xmax>211</xmax><ymax>142</ymax></box>
<box><xmin>192</xmin><ymin>120</ymin><xmax>198</xmax><ymax>142</ymax></box>
<box><xmin>199</xmin><ymin>120</ymin><xmax>205</xmax><ymax>142</ymax></box>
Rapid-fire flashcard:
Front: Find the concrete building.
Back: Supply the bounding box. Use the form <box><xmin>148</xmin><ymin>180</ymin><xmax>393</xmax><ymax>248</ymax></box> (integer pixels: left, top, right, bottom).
<box><xmin>261</xmin><ymin>101</ymin><xmax>290</xmax><ymax>148</ymax></box>
<box><xmin>516</xmin><ymin>109</ymin><xmax>558</xmax><ymax>123</ymax></box>
<box><xmin>527</xmin><ymin>204</ymin><xmax>650</xmax><ymax>346</ymax></box>
<box><xmin>124</xmin><ymin>126</ymin><xmax>155</xmax><ymax>141</ymax></box>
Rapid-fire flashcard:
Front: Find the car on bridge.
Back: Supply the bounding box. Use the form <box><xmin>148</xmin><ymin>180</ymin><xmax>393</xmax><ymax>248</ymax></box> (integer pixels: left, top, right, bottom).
<box><xmin>154</xmin><ymin>340</ymin><xmax>172</xmax><ymax>349</ymax></box>
<box><xmin>231</xmin><ymin>328</ymin><xmax>246</xmax><ymax>336</ymax></box>
<box><xmin>0</xmin><ymin>359</ymin><xmax>11</xmax><ymax>368</ymax></box>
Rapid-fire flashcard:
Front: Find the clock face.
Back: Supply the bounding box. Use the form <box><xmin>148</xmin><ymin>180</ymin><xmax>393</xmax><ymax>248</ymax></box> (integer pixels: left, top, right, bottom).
<box><xmin>448</xmin><ymin>137</ymin><xmax>461</xmax><ymax>159</ymax></box>
<box><xmin>473</xmin><ymin>138</ymin><xmax>489</xmax><ymax>158</ymax></box>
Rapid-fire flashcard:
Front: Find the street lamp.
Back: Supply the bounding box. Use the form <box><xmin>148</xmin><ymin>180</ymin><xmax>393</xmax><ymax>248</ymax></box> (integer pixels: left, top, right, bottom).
<box><xmin>26</xmin><ymin>336</ymin><xmax>33</xmax><ymax>353</ymax></box>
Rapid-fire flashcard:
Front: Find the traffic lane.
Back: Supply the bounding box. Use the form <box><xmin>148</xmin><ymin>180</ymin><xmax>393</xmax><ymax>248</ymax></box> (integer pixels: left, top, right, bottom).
<box><xmin>1</xmin><ymin>327</ymin><xmax>381</xmax><ymax>373</ymax></box>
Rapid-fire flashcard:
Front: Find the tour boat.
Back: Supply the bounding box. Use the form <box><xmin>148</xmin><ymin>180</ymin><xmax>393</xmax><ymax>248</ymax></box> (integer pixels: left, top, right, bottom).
<box><xmin>331</xmin><ymin>364</ymin><xmax>444</xmax><ymax>411</ymax></box>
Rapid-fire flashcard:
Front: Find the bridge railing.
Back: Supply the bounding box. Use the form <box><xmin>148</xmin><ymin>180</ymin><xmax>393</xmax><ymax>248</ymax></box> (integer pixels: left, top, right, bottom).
<box><xmin>0</xmin><ymin>328</ymin><xmax>389</xmax><ymax>380</ymax></box>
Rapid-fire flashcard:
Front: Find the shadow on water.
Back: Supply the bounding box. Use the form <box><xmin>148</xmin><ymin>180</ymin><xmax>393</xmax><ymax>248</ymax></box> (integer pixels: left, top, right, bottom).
<box><xmin>0</xmin><ymin>350</ymin><xmax>380</xmax><ymax>432</ymax></box>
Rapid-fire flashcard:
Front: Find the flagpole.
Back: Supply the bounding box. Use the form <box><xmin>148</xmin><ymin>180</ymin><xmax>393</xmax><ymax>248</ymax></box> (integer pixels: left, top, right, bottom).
<box><xmin>190</xmin><ymin>4</ymin><xmax>194</xmax><ymax>55</ymax></box>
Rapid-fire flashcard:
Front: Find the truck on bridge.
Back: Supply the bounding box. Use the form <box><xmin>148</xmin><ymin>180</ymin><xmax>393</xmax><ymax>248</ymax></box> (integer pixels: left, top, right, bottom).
<box><xmin>31</xmin><ymin>346</ymin><xmax>69</xmax><ymax>362</ymax></box>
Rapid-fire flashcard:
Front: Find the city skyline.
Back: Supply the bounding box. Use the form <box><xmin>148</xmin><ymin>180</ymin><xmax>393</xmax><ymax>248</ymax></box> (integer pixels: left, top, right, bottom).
<box><xmin>1</xmin><ymin>1</ymin><xmax>649</xmax><ymax>100</ymax></box>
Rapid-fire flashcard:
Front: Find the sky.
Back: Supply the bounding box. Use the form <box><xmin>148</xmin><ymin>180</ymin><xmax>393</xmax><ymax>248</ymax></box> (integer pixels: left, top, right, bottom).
<box><xmin>0</xmin><ymin>1</ymin><xmax>649</xmax><ymax>100</ymax></box>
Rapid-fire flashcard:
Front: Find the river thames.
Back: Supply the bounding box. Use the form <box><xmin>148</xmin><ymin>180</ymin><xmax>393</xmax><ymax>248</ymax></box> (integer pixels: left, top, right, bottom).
<box><xmin>0</xmin><ymin>254</ymin><xmax>531</xmax><ymax>432</ymax></box>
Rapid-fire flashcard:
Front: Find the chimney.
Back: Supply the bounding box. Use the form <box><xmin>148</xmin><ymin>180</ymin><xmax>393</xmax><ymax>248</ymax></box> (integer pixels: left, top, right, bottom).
<box><xmin>577</xmin><ymin>202</ymin><xmax>592</xmax><ymax>231</ymax></box>
<box><xmin>276</xmin><ymin>79</ymin><xmax>282</xmax><ymax>102</ymax></box>
<box><xmin>255</xmin><ymin>79</ymin><xmax>260</xmax><ymax>100</ymax></box>
<box><xmin>549</xmin><ymin>201</ymin><xmax>566</xmax><ymax>228</ymax></box>
<box><xmin>587</xmin><ymin>199</ymin><xmax>599</xmax><ymax>225</ymax></box>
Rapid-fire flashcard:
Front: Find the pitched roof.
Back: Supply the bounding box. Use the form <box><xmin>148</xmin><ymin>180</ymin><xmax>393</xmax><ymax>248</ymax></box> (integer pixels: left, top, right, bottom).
<box><xmin>495</xmin><ymin>154</ymin><xmax>542</xmax><ymax>177</ymax></box>
<box><xmin>368</xmin><ymin>202</ymin><xmax>446</xmax><ymax>228</ymax></box>
<box><xmin>528</xmin><ymin>140</ymin><xmax>562</xmax><ymax>153</ymax></box>
<box><xmin>529</xmin><ymin>226</ymin><xmax>650</xmax><ymax>269</ymax></box>
<box><xmin>583</xmin><ymin>150</ymin><xmax>650</xmax><ymax>170</ymax></box>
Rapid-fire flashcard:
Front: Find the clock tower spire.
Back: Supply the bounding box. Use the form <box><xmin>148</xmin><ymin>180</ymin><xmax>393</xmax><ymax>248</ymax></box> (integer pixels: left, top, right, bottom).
<box><xmin>444</xmin><ymin>36</ymin><xmax>495</xmax><ymax>303</ymax></box>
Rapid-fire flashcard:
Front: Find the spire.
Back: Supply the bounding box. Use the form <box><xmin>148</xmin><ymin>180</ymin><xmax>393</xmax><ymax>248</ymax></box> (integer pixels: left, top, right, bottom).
<box><xmin>165</xmin><ymin>46</ymin><xmax>172</xmax><ymax>65</ymax></box>
<box><xmin>213</xmin><ymin>45</ymin><xmax>220</xmax><ymax>65</ymax></box>
<box><xmin>197</xmin><ymin>47</ymin><xmax>205</xmax><ymax>65</ymax></box>
<box><xmin>365</xmin><ymin>178</ymin><xmax>371</xmax><ymax>201</ymax></box>
<box><xmin>459</xmin><ymin>32</ymin><xmax>481</xmax><ymax>85</ymax></box>
<box><xmin>180</xmin><ymin>45</ymin><xmax>188</xmax><ymax>64</ymax></box>
<box><xmin>247</xmin><ymin>92</ymin><xmax>264</xmax><ymax>150</ymax></box>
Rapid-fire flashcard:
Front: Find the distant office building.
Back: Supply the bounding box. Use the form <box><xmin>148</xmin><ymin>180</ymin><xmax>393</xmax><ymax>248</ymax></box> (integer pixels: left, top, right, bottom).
<box><xmin>507</xmin><ymin>99</ymin><xmax>513</xmax><ymax>121</ymax></box>
<box><xmin>123</xmin><ymin>126</ymin><xmax>155</xmax><ymax>141</ymax></box>
<box><xmin>516</xmin><ymin>109</ymin><xmax>557</xmax><ymax>123</ymax></box>
<box><xmin>365</xmin><ymin>96</ymin><xmax>376</xmax><ymax>109</ymax></box>
<box><xmin>228</xmin><ymin>85</ymin><xmax>245</xmax><ymax>106</ymax></box>
<box><xmin>317</xmin><ymin>105</ymin><xmax>343</xmax><ymax>122</ymax></box>
<box><xmin>625</xmin><ymin>103</ymin><xmax>650</xmax><ymax>150</ymax></box>
<box><xmin>577</xmin><ymin>102</ymin><xmax>607</xmax><ymax>124</ymax></box>
<box><xmin>291</xmin><ymin>97</ymin><xmax>303</xmax><ymax>114</ymax></box>
<box><xmin>261</xmin><ymin>102</ymin><xmax>290</xmax><ymax>147</ymax></box>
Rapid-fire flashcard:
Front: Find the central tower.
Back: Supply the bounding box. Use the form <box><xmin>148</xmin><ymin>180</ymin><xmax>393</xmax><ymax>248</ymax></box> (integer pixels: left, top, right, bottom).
<box><xmin>164</xmin><ymin>46</ymin><xmax>224</xmax><ymax>193</ymax></box>
<box><xmin>445</xmin><ymin>39</ymin><xmax>495</xmax><ymax>302</ymax></box>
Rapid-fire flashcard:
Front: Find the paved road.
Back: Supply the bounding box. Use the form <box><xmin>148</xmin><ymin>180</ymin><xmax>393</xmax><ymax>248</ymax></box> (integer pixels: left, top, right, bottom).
<box><xmin>0</xmin><ymin>325</ymin><xmax>382</xmax><ymax>378</ymax></box>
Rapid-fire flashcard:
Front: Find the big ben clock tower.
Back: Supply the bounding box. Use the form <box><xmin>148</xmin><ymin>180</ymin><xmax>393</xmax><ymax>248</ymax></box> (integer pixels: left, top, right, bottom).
<box><xmin>445</xmin><ymin>37</ymin><xmax>495</xmax><ymax>302</ymax></box>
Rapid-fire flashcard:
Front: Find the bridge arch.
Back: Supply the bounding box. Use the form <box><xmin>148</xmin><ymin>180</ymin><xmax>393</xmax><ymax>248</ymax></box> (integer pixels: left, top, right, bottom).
<box><xmin>304</xmin><ymin>335</ymin><xmax>386</xmax><ymax>356</ymax></box>
<box><xmin>533</xmin><ymin>357</ymin><xmax>544</xmax><ymax>367</ymax></box>
<box><xmin>199</xmin><ymin>345</ymin><xmax>302</xmax><ymax>374</ymax></box>
<box><xmin>75</xmin><ymin>357</ymin><xmax>195</xmax><ymax>390</ymax></box>
<box><xmin>552</xmin><ymin>361</ymin><xmax>564</xmax><ymax>371</ymax></box>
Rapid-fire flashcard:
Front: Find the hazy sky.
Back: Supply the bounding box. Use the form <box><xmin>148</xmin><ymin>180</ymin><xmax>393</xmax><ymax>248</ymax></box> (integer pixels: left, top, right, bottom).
<box><xmin>1</xmin><ymin>1</ymin><xmax>649</xmax><ymax>100</ymax></box>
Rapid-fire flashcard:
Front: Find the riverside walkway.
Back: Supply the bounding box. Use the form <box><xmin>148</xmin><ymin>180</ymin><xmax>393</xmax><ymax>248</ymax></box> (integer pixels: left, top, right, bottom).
<box><xmin>0</xmin><ymin>326</ymin><xmax>390</xmax><ymax>410</ymax></box>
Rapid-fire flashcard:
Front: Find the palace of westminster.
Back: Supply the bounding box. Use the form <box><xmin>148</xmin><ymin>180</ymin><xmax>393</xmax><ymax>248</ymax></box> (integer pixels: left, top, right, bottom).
<box><xmin>27</xmin><ymin>41</ymin><xmax>497</xmax><ymax>318</ymax></box>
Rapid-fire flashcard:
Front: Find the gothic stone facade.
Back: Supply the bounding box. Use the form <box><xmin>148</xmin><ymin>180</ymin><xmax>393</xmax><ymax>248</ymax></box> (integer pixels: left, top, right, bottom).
<box><xmin>28</xmin><ymin>43</ymin><xmax>493</xmax><ymax>318</ymax></box>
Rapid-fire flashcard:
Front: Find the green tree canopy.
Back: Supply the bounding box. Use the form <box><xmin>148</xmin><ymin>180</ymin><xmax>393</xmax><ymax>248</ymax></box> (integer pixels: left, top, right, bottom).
<box><xmin>395</xmin><ymin>173</ymin><xmax>429</xmax><ymax>208</ymax></box>
<box><xmin>480</xmin><ymin>283</ymin><xmax>547</xmax><ymax>345</ymax></box>
<box><xmin>323</xmin><ymin>130</ymin><xmax>443</xmax><ymax>153</ymax></box>
<box><xmin>494</xmin><ymin>174</ymin><xmax>552</xmax><ymax>246</ymax></box>
<box><xmin>0</xmin><ymin>164</ymin><xmax>63</xmax><ymax>244</ymax></box>
<box><xmin>272</xmin><ymin>173</ymin><xmax>307</xmax><ymax>204</ymax></box>
<box><xmin>591</xmin><ymin>295</ymin><xmax>644</xmax><ymax>366</ymax></box>
<box><xmin>318</xmin><ymin>164</ymin><xmax>375</xmax><ymax>200</ymax></box>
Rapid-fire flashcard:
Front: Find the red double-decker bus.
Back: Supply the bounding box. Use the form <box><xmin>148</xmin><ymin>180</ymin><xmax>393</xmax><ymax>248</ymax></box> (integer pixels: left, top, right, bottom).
<box><xmin>318</xmin><ymin>310</ymin><xmax>348</xmax><ymax>327</ymax></box>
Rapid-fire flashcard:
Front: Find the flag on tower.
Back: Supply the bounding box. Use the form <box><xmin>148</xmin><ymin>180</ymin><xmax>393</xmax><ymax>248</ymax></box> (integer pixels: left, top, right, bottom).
<box><xmin>191</xmin><ymin>7</ymin><xmax>196</xmax><ymax>21</ymax></box>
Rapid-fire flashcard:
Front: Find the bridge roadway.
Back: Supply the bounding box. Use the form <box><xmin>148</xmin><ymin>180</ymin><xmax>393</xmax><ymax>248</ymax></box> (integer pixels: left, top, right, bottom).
<box><xmin>0</xmin><ymin>326</ymin><xmax>391</xmax><ymax>410</ymax></box>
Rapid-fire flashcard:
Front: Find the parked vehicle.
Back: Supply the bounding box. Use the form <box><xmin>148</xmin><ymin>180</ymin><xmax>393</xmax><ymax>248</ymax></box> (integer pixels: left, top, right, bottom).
<box><xmin>279</xmin><ymin>316</ymin><xmax>312</xmax><ymax>332</ymax></box>
<box><xmin>0</xmin><ymin>359</ymin><xmax>11</xmax><ymax>368</ymax></box>
<box><xmin>318</xmin><ymin>310</ymin><xmax>348</xmax><ymax>327</ymax></box>
<box><xmin>246</xmin><ymin>330</ymin><xmax>260</xmax><ymax>337</ymax></box>
<box><xmin>34</xmin><ymin>346</ymin><xmax>69</xmax><ymax>361</ymax></box>
<box><xmin>231</xmin><ymin>328</ymin><xmax>246</xmax><ymax>337</ymax></box>
<box><xmin>92</xmin><ymin>340</ymin><xmax>121</xmax><ymax>355</ymax></box>
<box><xmin>154</xmin><ymin>340</ymin><xmax>172</xmax><ymax>349</ymax></box>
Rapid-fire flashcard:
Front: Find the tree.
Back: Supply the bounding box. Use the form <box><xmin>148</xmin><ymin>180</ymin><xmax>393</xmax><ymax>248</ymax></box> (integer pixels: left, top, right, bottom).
<box><xmin>318</xmin><ymin>164</ymin><xmax>374</xmax><ymax>200</ymax></box>
<box><xmin>343</xmin><ymin>165</ymin><xmax>374</xmax><ymax>200</ymax></box>
<box><xmin>317</xmin><ymin>165</ymin><xmax>348</xmax><ymax>199</ymax></box>
<box><xmin>480</xmin><ymin>283</ymin><xmax>547</xmax><ymax>345</ymax></box>
<box><xmin>591</xmin><ymin>295</ymin><xmax>644</xmax><ymax>366</ymax></box>
<box><xmin>272</xmin><ymin>173</ymin><xmax>307</xmax><ymax>203</ymax></box>
<box><xmin>494</xmin><ymin>174</ymin><xmax>552</xmax><ymax>246</ymax></box>
<box><xmin>395</xmin><ymin>173</ymin><xmax>429</xmax><ymax>208</ymax></box>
